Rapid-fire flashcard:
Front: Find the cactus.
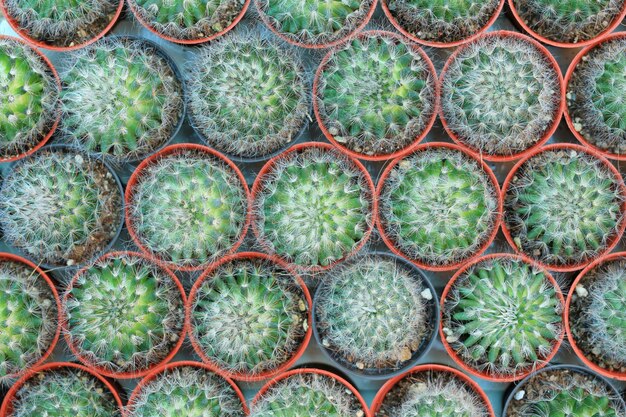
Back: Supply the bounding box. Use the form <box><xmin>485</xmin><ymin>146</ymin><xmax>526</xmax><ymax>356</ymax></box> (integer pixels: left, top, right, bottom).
<box><xmin>60</xmin><ymin>37</ymin><xmax>184</xmax><ymax>161</ymax></box>
<box><xmin>377</xmin><ymin>145</ymin><xmax>499</xmax><ymax>268</ymax></box>
<box><xmin>190</xmin><ymin>255</ymin><xmax>309</xmax><ymax>377</ymax></box>
<box><xmin>440</xmin><ymin>33</ymin><xmax>561</xmax><ymax>158</ymax></box>
<box><xmin>567</xmin><ymin>36</ymin><xmax>626</xmax><ymax>156</ymax></box>
<box><xmin>127</xmin><ymin>147</ymin><xmax>248</xmax><ymax>268</ymax></box>
<box><xmin>0</xmin><ymin>258</ymin><xmax>57</xmax><ymax>381</ymax></box>
<box><xmin>384</xmin><ymin>0</ymin><xmax>501</xmax><ymax>44</ymax></box>
<box><xmin>315</xmin><ymin>254</ymin><xmax>434</xmax><ymax>373</ymax></box>
<box><xmin>510</xmin><ymin>0</ymin><xmax>624</xmax><ymax>44</ymax></box>
<box><xmin>128</xmin><ymin>0</ymin><xmax>246</xmax><ymax>41</ymax></box>
<box><xmin>252</xmin><ymin>145</ymin><xmax>372</xmax><ymax>269</ymax></box>
<box><xmin>0</xmin><ymin>148</ymin><xmax>122</xmax><ymax>267</ymax></box>
<box><xmin>7</xmin><ymin>366</ymin><xmax>121</xmax><ymax>417</ymax></box>
<box><xmin>2</xmin><ymin>0</ymin><xmax>119</xmax><ymax>48</ymax></box>
<box><xmin>64</xmin><ymin>253</ymin><xmax>185</xmax><ymax>375</ymax></box>
<box><xmin>187</xmin><ymin>32</ymin><xmax>309</xmax><ymax>159</ymax></box>
<box><xmin>504</xmin><ymin>147</ymin><xmax>625</xmax><ymax>268</ymax></box>
<box><xmin>0</xmin><ymin>37</ymin><xmax>60</xmax><ymax>161</ymax></box>
<box><xmin>442</xmin><ymin>256</ymin><xmax>563</xmax><ymax>378</ymax></box>
<box><xmin>256</xmin><ymin>0</ymin><xmax>375</xmax><ymax>46</ymax></box>
<box><xmin>315</xmin><ymin>32</ymin><xmax>436</xmax><ymax>157</ymax></box>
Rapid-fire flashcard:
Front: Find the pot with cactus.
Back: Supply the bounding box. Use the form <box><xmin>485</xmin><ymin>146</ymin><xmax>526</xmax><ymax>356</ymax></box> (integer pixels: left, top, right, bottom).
<box><xmin>251</xmin><ymin>142</ymin><xmax>374</xmax><ymax>272</ymax></box>
<box><xmin>313</xmin><ymin>30</ymin><xmax>438</xmax><ymax>161</ymax></box>
<box><xmin>439</xmin><ymin>31</ymin><xmax>564</xmax><ymax>161</ymax></box>
<box><xmin>0</xmin><ymin>145</ymin><xmax>124</xmax><ymax>268</ymax></box>
<box><xmin>376</xmin><ymin>142</ymin><xmax>501</xmax><ymax>271</ymax></box>
<box><xmin>0</xmin><ymin>0</ymin><xmax>123</xmax><ymax>50</ymax></box>
<box><xmin>371</xmin><ymin>364</ymin><xmax>495</xmax><ymax>417</ymax></box>
<box><xmin>187</xmin><ymin>30</ymin><xmax>310</xmax><ymax>162</ymax></box>
<box><xmin>187</xmin><ymin>252</ymin><xmax>312</xmax><ymax>381</ymax></box>
<box><xmin>59</xmin><ymin>36</ymin><xmax>185</xmax><ymax>163</ymax></box>
<box><xmin>313</xmin><ymin>252</ymin><xmax>438</xmax><ymax>379</ymax></box>
<box><xmin>0</xmin><ymin>35</ymin><xmax>61</xmax><ymax>162</ymax></box>
<box><xmin>502</xmin><ymin>143</ymin><xmax>626</xmax><ymax>272</ymax></box>
<box><xmin>126</xmin><ymin>361</ymin><xmax>249</xmax><ymax>417</ymax></box>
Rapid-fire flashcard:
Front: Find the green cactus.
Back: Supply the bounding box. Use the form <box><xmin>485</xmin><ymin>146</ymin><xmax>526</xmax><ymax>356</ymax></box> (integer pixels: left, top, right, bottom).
<box><xmin>377</xmin><ymin>145</ymin><xmax>499</xmax><ymax>268</ymax></box>
<box><xmin>257</xmin><ymin>0</ymin><xmax>375</xmax><ymax>46</ymax></box>
<box><xmin>65</xmin><ymin>253</ymin><xmax>185</xmax><ymax>375</ymax></box>
<box><xmin>2</xmin><ymin>0</ymin><xmax>119</xmax><ymax>48</ymax></box>
<box><xmin>128</xmin><ymin>0</ymin><xmax>246</xmax><ymax>41</ymax></box>
<box><xmin>384</xmin><ymin>0</ymin><xmax>501</xmax><ymax>44</ymax></box>
<box><xmin>8</xmin><ymin>365</ymin><xmax>122</xmax><ymax>417</ymax></box>
<box><xmin>0</xmin><ymin>258</ymin><xmax>57</xmax><ymax>381</ymax></box>
<box><xmin>440</xmin><ymin>33</ymin><xmax>562</xmax><ymax>158</ymax></box>
<box><xmin>0</xmin><ymin>148</ymin><xmax>122</xmax><ymax>267</ymax></box>
<box><xmin>190</xmin><ymin>255</ymin><xmax>308</xmax><ymax>377</ymax></box>
<box><xmin>253</xmin><ymin>145</ymin><xmax>372</xmax><ymax>269</ymax></box>
<box><xmin>0</xmin><ymin>37</ymin><xmax>60</xmax><ymax>161</ymax></box>
<box><xmin>127</xmin><ymin>147</ymin><xmax>248</xmax><ymax>269</ymax></box>
<box><xmin>187</xmin><ymin>32</ymin><xmax>309</xmax><ymax>159</ymax></box>
<box><xmin>127</xmin><ymin>364</ymin><xmax>247</xmax><ymax>417</ymax></box>
<box><xmin>315</xmin><ymin>254</ymin><xmax>434</xmax><ymax>374</ymax></box>
<box><xmin>511</xmin><ymin>0</ymin><xmax>624</xmax><ymax>44</ymax></box>
<box><xmin>60</xmin><ymin>37</ymin><xmax>184</xmax><ymax>161</ymax></box>
<box><xmin>504</xmin><ymin>147</ymin><xmax>624</xmax><ymax>268</ymax></box>
<box><xmin>315</xmin><ymin>32</ymin><xmax>436</xmax><ymax>158</ymax></box>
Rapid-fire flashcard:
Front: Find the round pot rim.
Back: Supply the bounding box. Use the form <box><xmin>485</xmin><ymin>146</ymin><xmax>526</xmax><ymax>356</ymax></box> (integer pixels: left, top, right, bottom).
<box><xmin>439</xmin><ymin>252</ymin><xmax>565</xmax><ymax>382</ymax></box>
<box><xmin>313</xmin><ymin>30</ymin><xmax>440</xmax><ymax>162</ymax></box>
<box><xmin>501</xmin><ymin>142</ymin><xmax>626</xmax><ymax>272</ymax></box>
<box><xmin>438</xmin><ymin>30</ymin><xmax>565</xmax><ymax>162</ymax></box>
<box><xmin>0</xmin><ymin>0</ymin><xmax>123</xmax><ymax>51</ymax></box>
<box><xmin>62</xmin><ymin>251</ymin><xmax>188</xmax><ymax>380</ymax></box>
<box><xmin>186</xmin><ymin>251</ymin><xmax>313</xmax><ymax>382</ymax></box>
<box><xmin>374</xmin><ymin>141</ymin><xmax>503</xmax><ymax>272</ymax></box>
<box><xmin>124</xmin><ymin>142</ymin><xmax>252</xmax><ymax>273</ymax></box>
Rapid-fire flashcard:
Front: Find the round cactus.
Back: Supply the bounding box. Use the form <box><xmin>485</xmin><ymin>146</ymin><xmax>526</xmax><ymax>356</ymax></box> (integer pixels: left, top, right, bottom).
<box><xmin>189</xmin><ymin>254</ymin><xmax>309</xmax><ymax>378</ymax></box>
<box><xmin>0</xmin><ymin>37</ymin><xmax>60</xmax><ymax>161</ymax></box>
<box><xmin>0</xmin><ymin>147</ymin><xmax>123</xmax><ymax>267</ymax></box>
<box><xmin>187</xmin><ymin>32</ymin><xmax>309</xmax><ymax>159</ymax></box>
<box><xmin>315</xmin><ymin>254</ymin><xmax>435</xmax><ymax>375</ymax></box>
<box><xmin>127</xmin><ymin>146</ymin><xmax>248</xmax><ymax>269</ymax></box>
<box><xmin>128</xmin><ymin>364</ymin><xmax>247</xmax><ymax>417</ymax></box>
<box><xmin>315</xmin><ymin>31</ymin><xmax>437</xmax><ymax>158</ymax></box>
<box><xmin>252</xmin><ymin>144</ymin><xmax>373</xmax><ymax>269</ymax></box>
<box><xmin>442</xmin><ymin>255</ymin><xmax>563</xmax><ymax>379</ymax></box>
<box><xmin>504</xmin><ymin>146</ymin><xmax>625</xmax><ymax>269</ymax></box>
<box><xmin>377</xmin><ymin>144</ymin><xmax>499</xmax><ymax>269</ymax></box>
<box><xmin>2</xmin><ymin>0</ymin><xmax>119</xmax><ymax>48</ymax></box>
<box><xmin>441</xmin><ymin>32</ymin><xmax>562</xmax><ymax>158</ymax></box>
<box><xmin>64</xmin><ymin>253</ymin><xmax>185</xmax><ymax>376</ymax></box>
<box><xmin>60</xmin><ymin>37</ymin><xmax>184</xmax><ymax>161</ymax></box>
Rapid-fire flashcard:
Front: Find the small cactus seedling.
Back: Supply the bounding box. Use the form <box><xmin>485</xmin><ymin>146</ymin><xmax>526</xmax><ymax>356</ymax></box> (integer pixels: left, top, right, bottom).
<box><xmin>315</xmin><ymin>31</ymin><xmax>437</xmax><ymax>159</ymax></box>
<box><xmin>0</xmin><ymin>147</ymin><xmax>123</xmax><ymax>267</ymax></box>
<box><xmin>64</xmin><ymin>253</ymin><xmax>185</xmax><ymax>377</ymax></box>
<box><xmin>252</xmin><ymin>144</ymin><xmax>373</xmax><ymax>270</ymax></box>
<box><xmin>0</xmin><ymin>256</ymin><xmax>59</xmax><ymax>381</ymax></box>
<box><xmin>442</xmin><ymin>255</ymin><xmax>563</xmax><ymax>380</ymax></box>
<box><xmin>0</xmin><ymin>36</ymin><xmax>60</xmax><ymax>161</ymax></box>
<box><xmin>2</xmin><ymin>0</ymin><xmax>120</xmax><ymax>48</ymax></box>
<box><xmin>315</xmin><ymin>254</ymin><xmax>436</xmax><ymax>375</ymax></box>
<box><xmin>60</xmin><ymin>37</ymin><xmax>184</xmax><ymax>161</ymax></box>
<box><xmin>377</xmin><ymin>144</ymin><xmax>500</xmax><ymax>270</ymax></box>
<box><xmin>187</xmin><ymin>32</ymin><xmax>309</xmax><ymax>160</ymax></box>
<box><xmin>567</xmin><ymin>35</ymin><xmax>626</xmax><ymax>157</ymax></box>
<box><xmin>503</xmin><ymin>146</ymin><xmax>625</xmax><ymax>269</ymax></box>
<box><xmin>127</xmin><ymin>145</ymin><xmax>249</xmax><ymax>270</ymax></box>
<box><xmin>440</xmin><ymin>32</ymin><xmax>562</xmax><ymax>159</ymax></box>
<box><xmin>127</xmin><ymin>363</ymin><xmax>248</xmax><ymax>417</ymax></box>
<box><xmin>189</xmin><ymin>253</ymin><xmax>310</xmax><ymax>379</ymax></box>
